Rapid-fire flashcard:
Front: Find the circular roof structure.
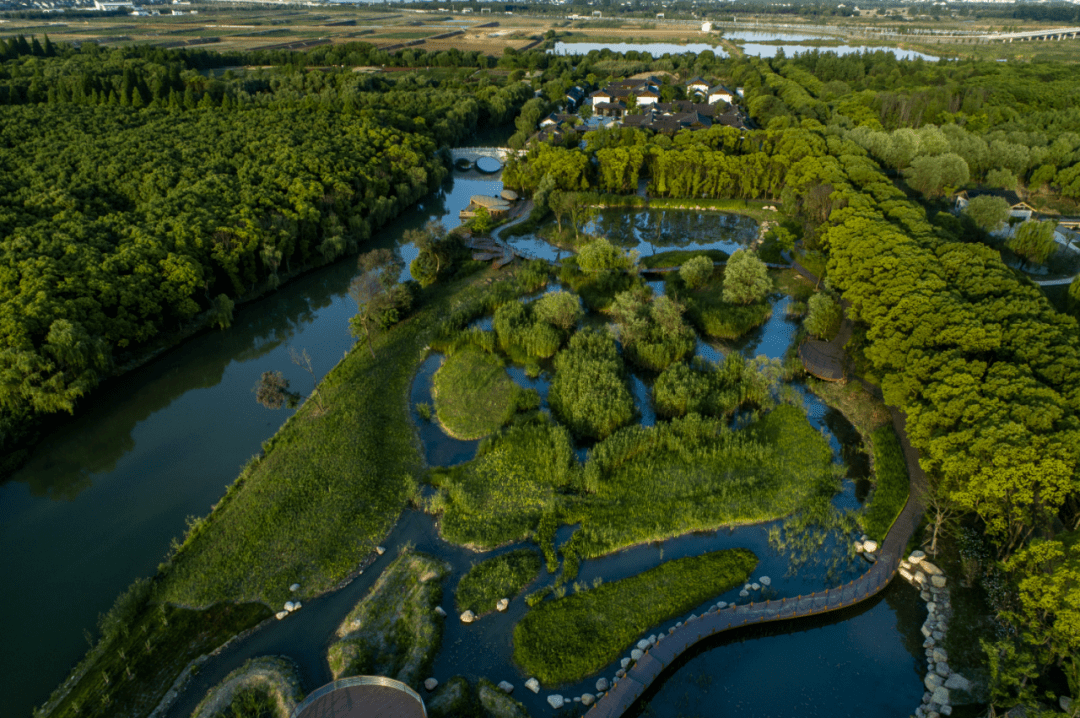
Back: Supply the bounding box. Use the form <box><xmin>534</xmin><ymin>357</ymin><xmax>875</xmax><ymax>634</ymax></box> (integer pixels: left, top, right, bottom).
<box><xmin>292</xmin><ymin>677</ymin><xmax>426</xmax><ymax>718</ymax></box>
<box><xmin>475</xmin><ymin>156</ymin><xmax>502</xmax><ymax>174</ymax></box>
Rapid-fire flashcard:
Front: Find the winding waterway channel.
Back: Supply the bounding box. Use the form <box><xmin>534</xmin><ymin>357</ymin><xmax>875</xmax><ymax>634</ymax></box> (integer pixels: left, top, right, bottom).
<box><xmin>1</xmin><ymin>170</ymin><xmax>925</xmax><ymax>718</ymax></box>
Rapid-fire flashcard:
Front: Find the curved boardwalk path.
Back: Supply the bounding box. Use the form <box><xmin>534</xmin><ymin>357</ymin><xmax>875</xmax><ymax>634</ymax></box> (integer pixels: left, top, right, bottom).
<box><xmin>585</xmin><ymin>262</ymin><xmax>929</xmax><ymax>718</ymax></box>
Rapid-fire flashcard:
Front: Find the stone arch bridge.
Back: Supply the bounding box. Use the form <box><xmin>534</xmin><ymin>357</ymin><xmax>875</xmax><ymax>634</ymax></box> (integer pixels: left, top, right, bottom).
<box><xmin>449</xmin><ymin>146</ymin><xmax>523</xmax><ymax>170</ymax></box>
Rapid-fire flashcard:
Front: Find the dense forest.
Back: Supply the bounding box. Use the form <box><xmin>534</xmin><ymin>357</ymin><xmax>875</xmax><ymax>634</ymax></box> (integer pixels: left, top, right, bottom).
<box><xmin>0</xmin><ymin>37</ymin><xmax>532</xmax><ymax>472</ymax></box>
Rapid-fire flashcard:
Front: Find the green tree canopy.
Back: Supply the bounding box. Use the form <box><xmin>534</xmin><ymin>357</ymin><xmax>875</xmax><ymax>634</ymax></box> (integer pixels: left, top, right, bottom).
<box><xmin>722</xmin><ymin>249</ymin><xmax>771</xmax><ymax>305</ymax></box>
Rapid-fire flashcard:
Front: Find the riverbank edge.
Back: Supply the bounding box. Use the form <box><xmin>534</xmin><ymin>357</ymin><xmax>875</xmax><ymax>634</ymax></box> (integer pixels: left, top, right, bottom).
<box><xmin>33</xmin><ymin>265</ymin><xmax>511</xmax><ymax>718</ymax></box>
<box><xmin>0</xmin><ymin>198</ymin><xmax>433</xmax><ymax>482</ymax></box>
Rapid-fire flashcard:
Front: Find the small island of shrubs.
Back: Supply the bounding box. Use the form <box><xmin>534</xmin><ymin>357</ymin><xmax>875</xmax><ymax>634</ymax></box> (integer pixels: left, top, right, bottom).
<box><xmin>455</xmin><ymin>549</ymin><xmax>543</xmax><ymax>616</ymax></box>
<box><xmin>513</xmin><ymin>548</ymin><xmax>758</xmax><ymax>685</ymax></box>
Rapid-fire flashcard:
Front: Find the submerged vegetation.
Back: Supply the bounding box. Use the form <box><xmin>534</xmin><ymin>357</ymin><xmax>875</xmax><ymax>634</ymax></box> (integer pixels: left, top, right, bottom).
<box><xmin>328</xmin><ymin>549</ymin><xmax>448</xmax><ymax>688</ymax></box>
<box><xmin>513</xmin><ymin>548</ymin><xmax>757</xmax><ymax>685</ymax></box>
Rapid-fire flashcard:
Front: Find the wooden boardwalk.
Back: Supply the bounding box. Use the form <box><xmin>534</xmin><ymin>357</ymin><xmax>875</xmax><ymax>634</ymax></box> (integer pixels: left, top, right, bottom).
<box><xmin>583</xmin><ymin>272</ymin><xmax>928</xmax><ymax>717</ymax></box>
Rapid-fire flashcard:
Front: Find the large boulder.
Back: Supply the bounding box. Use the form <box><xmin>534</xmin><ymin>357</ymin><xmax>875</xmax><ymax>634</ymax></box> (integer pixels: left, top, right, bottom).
<box><xmin>498</xmin><ymin>680</ymin><xmax>514</xmax><ymax>694</ymax></box>
<box><xmin>636</xmin><ymin>639</ymin><xmax>651</xmax><ymax>650</ymax></box>
<box><xmin>631</xmin><ymin>649</ymin><xmax>644</xmax><ymax>661</ymax></box>
<box><xmin>425</xmin><ymin>678</ymin><xmax>439</xmax><ymax>691</ymax></box>
<box><xmin>931</xmin><ymin>686</ymin><xmax>951</xmax><ymax>706</ymax></box>
<box><xmin>376</xmin><ymin>546</ymin><xmax>386</xmax><ymax>555</ymax></box>
<box><xmin>496</xmin><ymin>598</ymin><xmax>510</xmax><ymax>612</ymax></box>
<box><xmin>759</xmin><ymin>576</ymin><xmax>771</xmax><ymax>586</ymax></box>
<box><xmin>621</xmin><ymin>658</ymin><xmax>631</xmax><ymax>669</ymax></box>
<box><xmin>909</xmin><ymin>550</ymin><xmax>926</xmax><ymax>564</ymax></box>
<box><xmin>525</xmin><ymin>678</ymin><xmax>540</xmax><ymax>694</ymax></box>
<box><xmin>289</xmin><ymin>583</ymin><xmax>301</xmax><ymax>592</ymax></box>
<box><xmin>460</xmin><ymin>610</ymin><xmax>476</xmax><ymax>624</ymax></box>
<box><xmin>931</xmin><ymin>575</ymin><xmax>947</xmax><ymax>589</ymax></box>
<box><xmin>275</xmin><ymin>610</ymin><xmax>289</xmax><ymax>620</ymax></box>
<box><xmin>547</xmin><ymin>695</ymin><xmax>565</xmax><ymax>709</ymax></box>
<box><xmin>596</xmin><ymin>678</ymin><xmax>609</xmax><ymax>692</ymax></box>
<box><xmin>932</xmin><ymin>648</ymin><xmax>949</xmax><ymax>664</ymax></box>
<box><xmin>435</xmin><ymin>606</ymin><xmax>447</xmax><ymax>617</ymax></box>
<box><xmin>943</xmin><ymin>674</ymin><xmax>972</xmax><ymax>693</ymax></box>
<box><xmin>921</xmin><ymin>561</ymin><xmax>943</xmax><ymax>576</ymax></box>
<box><xmin>862</xmin><ymin>540</ymin><xmax>879</xmax><ymax>553</ymax></box>
<box><xmin>581</xmin><ymin>694</ymin><xmax>595</xmax><ymax>707</ymax></box>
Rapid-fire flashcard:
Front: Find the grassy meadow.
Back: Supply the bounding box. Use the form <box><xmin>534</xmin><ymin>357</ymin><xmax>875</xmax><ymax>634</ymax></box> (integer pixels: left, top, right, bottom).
<box><xmin>433</xmin><ymin>349</ymin><xmax>520</xmax><ymax>440</ymax></box>
<box><xmin>513</xmin><ymin>548</ymin><xmax>758</xmax><ymax>685</ymax></box>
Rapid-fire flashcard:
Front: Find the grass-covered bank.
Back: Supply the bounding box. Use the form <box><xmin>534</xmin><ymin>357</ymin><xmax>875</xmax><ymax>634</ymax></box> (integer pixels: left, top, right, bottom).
<box><xmin>190</xmin><ymin>656</ymin><xmax>303</xmax><ymax>718</ymax></box>
<box><xmin>38</xmin><ymin>601</ymin><xmax>271</xmax><ymax>718</ymax></box>
<box><xmin>512</xmin><ymin>548</ymin><xmax>757</xmax><ymax>685</ymax></box>
<box><xmin>862</xmin><ymin>425</ymin><xmax>910</xmax><ymax>541</ymax></box>
<box><xmin>156</xmin><ymin>269</ymin><xmax>516</xmax><ymax>609</ymax></box>
<box><xmin>455</xmin><ymin>549</ymin><xmax>543</xmax><ymax>616</ymax></box>
<box><xmin>328</xmin><ymin>549</ymin><xmax>448</xmax><ymax>688</ymax></box>
<box><xmin>433</xmin><ymin>349</ymin><xmax>521</xmax><ymax>440</ymax></box>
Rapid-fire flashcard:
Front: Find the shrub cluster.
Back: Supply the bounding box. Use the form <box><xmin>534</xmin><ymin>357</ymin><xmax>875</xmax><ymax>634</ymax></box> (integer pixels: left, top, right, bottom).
<box><xmin>610</xmin><ymin>288</ymin><xmax>696</xmax><ymax>373</ymax></box>
<box><xmin>654</xmin><ymin>354</ymin><xmax>772</xmax><ymax>418</ymax></box>
<box><xmin>548</xmin><ymin>329</ymin><xmax>635</xmax><ymax>439</ymax></box>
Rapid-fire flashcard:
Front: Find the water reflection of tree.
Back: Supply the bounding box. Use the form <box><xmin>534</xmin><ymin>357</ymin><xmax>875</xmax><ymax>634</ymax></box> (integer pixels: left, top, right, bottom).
<box><xmin>9</xmin><ymin>260</ymin><xmax>356</xmax><ymax>500</ymax></box>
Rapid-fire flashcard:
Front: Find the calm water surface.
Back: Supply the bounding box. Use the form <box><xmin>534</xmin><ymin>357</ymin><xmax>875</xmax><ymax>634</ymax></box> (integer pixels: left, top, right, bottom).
<box><xmin>551</xmin><ymin>40</ymin><xmax>939</xmax><ymax>61</ymax></box>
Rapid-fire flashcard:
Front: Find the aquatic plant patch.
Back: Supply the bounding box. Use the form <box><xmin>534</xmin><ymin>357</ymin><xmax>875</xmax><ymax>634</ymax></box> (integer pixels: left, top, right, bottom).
<box><xmin>429</xmin><ymin>416</ymin><xmax>577</xmax><ymax>549</ymax></box>
<box><xmin>433</xmin><ymin>349</ymin><xmax>521</xmax><ymax>440</ymax></box>
<box><xmin>862</xmin><ymin>425</ymin><xmax>910</xmax><ymax>541</ymax></box>
<box><xmin>513</xmin><ymin>548</ymin><xmax>757</xmax><ymax>685</ymax></box>
<box><xmin>328</xmin><ymin>550</ymin><xmax>449</xmax><ymax>688</ymax></box>
<box><xmin>455</xmin><ymin>549</ymin><xmax>543</xmax><ymax>615</ymax></box>
<box><xmin>548</xmin><ymin>329</ymin><xmax>635</xmax><ymax>439</ymax></box>
<box><xmin>570</xmin><ymin>406</ymin><xmax>839</xmax><ymax>557</ymax></box>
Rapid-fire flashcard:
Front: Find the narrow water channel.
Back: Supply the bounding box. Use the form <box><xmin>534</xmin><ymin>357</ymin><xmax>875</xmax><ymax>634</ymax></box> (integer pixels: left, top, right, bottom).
<box><xmin>1</xmin><ymin>171</ymin><xmax>924</xmax><ymax>718</ymax></box>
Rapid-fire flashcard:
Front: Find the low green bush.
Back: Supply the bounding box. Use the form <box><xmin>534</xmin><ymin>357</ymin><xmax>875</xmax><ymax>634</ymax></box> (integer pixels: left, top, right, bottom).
<box><xmin>455</xmin><ymin>549</ymin><xmax>542</xmax><ymax>615</ymax></box>
<box><xmin>688</xmin><ymin>297</ymin><xmax>772</xmax><ymax>339</ymax></box>
<box><xmin>557</xmin><ymin>255</ymin><xmax>644</xmax><ymax>311</ymax></box>
<box><xmin>862</xmin><ymin>425</ymin><xmax>910</xmax><ymax>541</ymax></box>
<box><xmin>478</xmin><ymin>679</ymin><xmax>530</xmax><ymax>718</ymax></box>
<box><xmin>666</xmin><ymin>269</ymin><xmax>772</xmax><ymax>339</ymax></box>
<box><xmin>190</xmin><ymin>656</ymin><xmax>304</xmax><ymax>718</ymax></box>
<box><xmin>610</xmin><ymin>288</ymin><xmax>695</xmax><ymax>373</ymax></box>
<box><xmin>548</xmin><ymin>329</ymin><xmax>635</xmax><ymax>439</ymax></box>
<box><xmin>426</xmin><ymin>676</ymin><xmax>476</xmax><ymax>718</ymax></box>
<box><xmin>433</xmin><ymin>349</ymin><xmax>520</xmax><ymax>440</ymax></box>
<box><xmin>653</xmin><ymin>354</ymin><xmax>772</xmax><ymax>418</ymax></box>
<box><xmin>429</xmin><ymin>416</ymin><xmax>577</xmax><ymax>549</ymax></box>
<box><xmin>513</xmin><ymin>548</ymin><xmax>758</xmax><ymax>685</ymax></box>
<box><xmin>327</xmin><ymin>550</ymin><xmax>448</xmax><ymax>689</ymax></box>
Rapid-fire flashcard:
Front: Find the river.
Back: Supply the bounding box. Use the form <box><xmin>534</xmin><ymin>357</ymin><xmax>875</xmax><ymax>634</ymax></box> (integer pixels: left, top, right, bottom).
<box><xmin>0</xmin><ymin>170</ymin><xmax>924</xmax><ymax>718</ymax></box>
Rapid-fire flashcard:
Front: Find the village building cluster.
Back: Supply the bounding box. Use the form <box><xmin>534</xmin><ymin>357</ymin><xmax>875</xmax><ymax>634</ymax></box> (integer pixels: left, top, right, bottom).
<box><xmin>533</xmin><ymin>74</ymin><xmax>750</xmax><ymax>144</ymax></box>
